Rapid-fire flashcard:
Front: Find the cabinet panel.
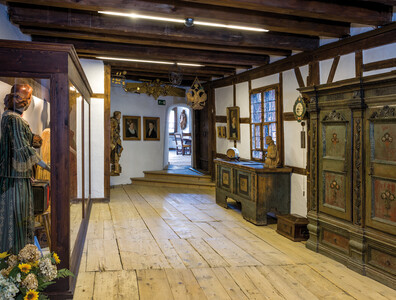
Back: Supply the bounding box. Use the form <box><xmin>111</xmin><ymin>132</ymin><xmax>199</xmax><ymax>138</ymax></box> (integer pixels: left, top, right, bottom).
<box><xmin>366</xmin><ymin>106</ymin><xmax>396</xmax><ymax>235</ymax></box>
<box><xmin>319</xmin><ymin>109</ymin><xmax>352</xmax><ymax>221</ymax></box>
<box><xmin>235</xmin><ymin>169</ymin><xmax>253</xmax><ymax>200</ymax></box>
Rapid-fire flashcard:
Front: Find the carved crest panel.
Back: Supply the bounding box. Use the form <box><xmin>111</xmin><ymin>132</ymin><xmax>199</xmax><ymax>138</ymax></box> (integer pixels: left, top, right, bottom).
<box><xmin>372</xmin><ymin>178</ymin><xmax>396</xmax><ymax>224</ymax></box>
<box><xmin>372</xmin><ymin>123</ymin><xmax>396</xmax><ymax>162</ymax></box>
<box><xmin>324</xmin><ymin>172</ymin><xmax>346</xmax><ymax>211</ymax></box>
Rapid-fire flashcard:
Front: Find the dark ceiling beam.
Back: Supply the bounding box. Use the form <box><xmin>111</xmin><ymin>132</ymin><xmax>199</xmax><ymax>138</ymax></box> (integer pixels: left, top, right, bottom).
<box><xmin>358</xmin><ymin>0</ymin><xmax>396</xmax><ymax>5</ymax></box>
<box><xmin>4</xmin><ymin>0</ymin><xmax>350</xmax><ymax>37</ymax></box>
<box><xmin>21</xmin><ymin>27</ymin><xmax>292</xmax><ymax>56</ymax></box>
<box><xmin>179</xmin><ymin>0</ymin><xmax>393</xmax><ymax>26</ymax></box>
<box><xmin>113</xmin><ymin>71</ymin><xmax>212</xmax><ymax>82</ymax></box>
<box><xmin>8</xmin><ymin>5</ymin><xmax>319</xmax><ymax>51</ymax></box>
<box><xmin>31</xmin><ymin>36</ymin><xmax>268</xmax><ymax>68</ymax></box>
<box><xmin>105</xmin><ymin>60</ymin><xmax>235</xmax><ymax>77</ymax></box>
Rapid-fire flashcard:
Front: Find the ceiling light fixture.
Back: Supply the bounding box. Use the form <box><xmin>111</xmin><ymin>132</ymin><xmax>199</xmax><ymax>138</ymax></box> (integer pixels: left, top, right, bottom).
<box><xmin>98</xmin><ymin>11</ymin><xmax>268</xmax><ymax>32</ymax></box>
<box><xmin>96</xmin><ymin>56</ymin><xmax>204</xmax><ymax>67</ymax></box>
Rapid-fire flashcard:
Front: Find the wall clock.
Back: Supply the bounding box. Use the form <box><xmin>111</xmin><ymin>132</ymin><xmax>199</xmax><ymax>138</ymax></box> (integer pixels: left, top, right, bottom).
<box><xmin>293</xmin><ymin>95</ymin><xmax>306</xmax><ymax>122</ymax></box>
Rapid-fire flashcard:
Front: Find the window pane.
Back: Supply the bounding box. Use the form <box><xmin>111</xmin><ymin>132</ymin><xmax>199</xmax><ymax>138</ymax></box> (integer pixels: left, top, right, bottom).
<box><xmin>270</xmin><ymin>122</ymin><xmax>277</xmax><ymax>144</ymax></box>
<box><xmin>255</xmin><ymin>125</ymin><xmax>261</xmax><ymax>148</ymax></box>
<box><xmin>251</xmin><ymin>125</ymin><xmax>255</xmax><ymax>149</ymax></box>
<box><xmin>251</xmin><ymin>93</ymin><xmax>261</xmax><ymax>104</ymax></box>
<box><xmin>263</xmin><ymin>125</ymin><xmax>269</xmax><ymax>148</ymax></box>
<box><xmin>252</xmin><ymin>151</ymin><xmax>263</xmax><ymax>159</ymax></box>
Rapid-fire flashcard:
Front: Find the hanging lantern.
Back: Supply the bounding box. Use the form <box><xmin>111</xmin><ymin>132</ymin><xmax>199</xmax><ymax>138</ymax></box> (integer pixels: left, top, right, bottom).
<box><xmin>187</xmin><ymin>77</ymin><xmax>207</xmax><ymax>110</ymax></box>
<box><xmin>111</xmin><ymin>71</ymin><xmax>126</xmax><ymax>89</ymax></box>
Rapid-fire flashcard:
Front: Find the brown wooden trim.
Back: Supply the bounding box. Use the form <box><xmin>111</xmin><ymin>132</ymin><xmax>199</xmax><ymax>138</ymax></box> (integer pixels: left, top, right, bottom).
<box><xmin>294</xmin><ymin>67</ymin><xmax>305</xmax><ymax>88</ymax></box>
<box><xmin>208</xmin><ymin>87</ymin><xmax>216</xmax><ymax>179</ymax></box>
<box><xmin>210</xmin><ymin>22</ymin><xmax>396</xmax><ymax>89</ymax></box>
<box><xmin>240</xmin><ymin>118</ymin><xmax>250</xmax><ymax>123</ymax></box>
<box><xmin>327</xmin><ymin>55</ymin><xmax>340</xmax><ymax>84</ymax></box>
<box><xmin>251</xmin><ymin>84</ymin><xmax>279</xmax><ymax>95</ymax></box>
<box><xmin>81</xmin><ymin>93</ymin><xmax>85</xmax><ymax>219</ymax></box>
<box><xmin>283</xmin><ymin>112</ymin><xmax>296</xmax><ymax>121</ymax></box>
<box><xmin>307</xmin><ymin>61</ymin><xmax>320</xmax><ymax>86</ymax></box>
<box><xmin>279</xmin><ymin>72</ymin><xmax>284</xmax><ymax>166</ymax></box>
<box><xmin>215</xmin><ymin>152</ymin><xmax>250</xmax><ymax>162</ymax></box>
<box><xmin>363</xmin><ymin>57</ymin><xmax>396</xmax><ymax>72</ymax></box>
<box><xmin>285</xmin><ymin>165</ymin><xmax>308</xmax><ymax>175</ymax></box>
<box><xmin>104</xmin><ymin>64</ymin><xmax>111</xmax><ymax>199</ymax></box>
<box><xmin>92</xmin><ymin>93</ymin><xmax>104</xmax><ymax>98</ymax></box>
<box><xmin>92</xmin><ymin>198</ymin><xmax>110</xmax><ymax>203</ymax></box>
<box><xmin>215</xmin><ymin>115</ymin><xmax>227</xmax><ymax>123</ymax></box>
<box><xmin>355</xmin><ymin>50</ymin><xmax>363</xmax><ymax>77</ymax></box>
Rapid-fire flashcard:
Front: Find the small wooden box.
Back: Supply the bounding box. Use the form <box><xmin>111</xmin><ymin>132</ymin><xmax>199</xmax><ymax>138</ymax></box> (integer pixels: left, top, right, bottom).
<box><xmin>277</xmin><ymin>214</ymin><xmax>309</xmax><ymax>241</ymax></box>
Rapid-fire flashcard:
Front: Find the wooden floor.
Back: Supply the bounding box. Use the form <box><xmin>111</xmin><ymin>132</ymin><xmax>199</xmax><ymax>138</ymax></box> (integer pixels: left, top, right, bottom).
<box><xmin>73</xmin><ymin>185</ymin><xmax>396</xmax><ymax>300</ymax></box>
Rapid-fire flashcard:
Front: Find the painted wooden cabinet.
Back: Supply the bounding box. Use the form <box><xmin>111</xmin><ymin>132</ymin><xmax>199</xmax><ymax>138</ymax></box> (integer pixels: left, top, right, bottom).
<box><xmin>214</xmin><ymin>159</ymin><xmax>291</xmax><ymax>225</ymax></box>
<box><xmin>301</xmin><ymin>70</ymin><xmax>396</xmax><ymax>288</ymax></box>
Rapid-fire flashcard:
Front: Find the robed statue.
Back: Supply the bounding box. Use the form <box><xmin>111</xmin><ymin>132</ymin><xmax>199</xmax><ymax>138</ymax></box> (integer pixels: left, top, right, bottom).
<box><xmin>110</xmin><ymin>111</ymin><xmax>123</xmax><ymax>176</ymax></box>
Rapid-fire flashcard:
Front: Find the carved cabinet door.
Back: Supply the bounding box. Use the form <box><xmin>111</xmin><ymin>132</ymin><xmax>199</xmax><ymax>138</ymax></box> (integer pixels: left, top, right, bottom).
<box><xmin>319</xmin><ymin>109</ymin><xmax>352</xmax><ymax>221</ymax></box>
<box><xmin>365</xmin><ymin>106</ymin><xmax>396</xmax><ymax>235</ymax></box>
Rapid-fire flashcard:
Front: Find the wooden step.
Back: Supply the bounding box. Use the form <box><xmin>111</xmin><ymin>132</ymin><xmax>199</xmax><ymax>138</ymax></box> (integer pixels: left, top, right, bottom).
<box><xmin>143</xmin><ymin>170</ymin><xmax>212</xmax><ymax>183</ymax></box>
<box><xmin>130</xmin><ymin>177</ymin><xmax>215</xmax><ymax>189</ymax></box>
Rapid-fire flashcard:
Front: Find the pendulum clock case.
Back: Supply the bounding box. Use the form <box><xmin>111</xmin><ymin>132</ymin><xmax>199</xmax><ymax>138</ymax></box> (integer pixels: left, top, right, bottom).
<box><xmin>300</xmin><ymin>70</ymin><xmax>396</xmax><ymax>288</ymax></box>
<box><xmin>0</xmin><ymin>40</ymin><xmax>93</xmax><ymax>298</ymax></box>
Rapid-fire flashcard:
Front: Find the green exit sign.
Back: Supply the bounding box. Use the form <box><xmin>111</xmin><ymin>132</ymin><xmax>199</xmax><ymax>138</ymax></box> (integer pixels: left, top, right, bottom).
<box><xmin>158</xmin><ymin>99</ymin><xmax>166</xmax><ymax>105</ymax></box>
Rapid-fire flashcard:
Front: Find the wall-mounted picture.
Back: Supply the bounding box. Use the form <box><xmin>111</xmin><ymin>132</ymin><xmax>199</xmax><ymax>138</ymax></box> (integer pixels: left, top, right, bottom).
<box><xmin>227</xmin><ymin>106</ymin><xmax>240</xmax><ymax>141</ymax></box>
<box><xmin>217</xmin><ymin>126</ymin><xmax>226</xmax><ymax>138</ymax></box>
<box><xmin>123</xmin><ymin>116</ymin><xmax>141</xmax><ymax>140</ymax></box>
<box><xmin>143</xmin><ymin>117</ymin><xmax>160</xmax><ymax>141</ymax></box>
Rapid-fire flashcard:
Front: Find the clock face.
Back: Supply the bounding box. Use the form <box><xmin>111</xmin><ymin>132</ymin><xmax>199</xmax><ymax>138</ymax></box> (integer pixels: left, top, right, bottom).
<box><xmin>296</xmin><ymin>103</ymin><xmax>303</xmax><ymax>116</ymax></box>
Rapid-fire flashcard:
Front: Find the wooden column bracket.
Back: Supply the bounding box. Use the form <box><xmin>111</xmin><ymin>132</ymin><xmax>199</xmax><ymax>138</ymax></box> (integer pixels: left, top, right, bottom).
<box><xmin>327</xmin><ymin>56</ymin><xmax>340</xmax><ymax>84</ymax></box>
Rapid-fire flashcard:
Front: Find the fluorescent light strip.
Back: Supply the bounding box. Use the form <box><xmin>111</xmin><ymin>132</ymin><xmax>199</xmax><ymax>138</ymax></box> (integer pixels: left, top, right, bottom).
<box><xmin>96</xmin><ymin>56</ymin><xmax>204</xmax><ymax>67</ymax></box>
<box><xmin>98</xmin><ymin>11</ymin><xmax>268</xmax><ymax>32</ymax></box>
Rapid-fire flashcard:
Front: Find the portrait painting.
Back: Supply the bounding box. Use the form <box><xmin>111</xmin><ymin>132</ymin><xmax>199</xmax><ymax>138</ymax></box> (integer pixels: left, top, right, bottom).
<box><xmin>143</xmin><ymin>117</ymin><xmax>160</xmax><ymax>141</ymax></box>
<box><xmin>123</xmin><ymin>116</ymin><xmax>141</xmax><ymax>140</ymax></box>
<box><xmin>227</xmin><ymin>106</ymin><xmax>240</xmax><ymax>141</ymax></box>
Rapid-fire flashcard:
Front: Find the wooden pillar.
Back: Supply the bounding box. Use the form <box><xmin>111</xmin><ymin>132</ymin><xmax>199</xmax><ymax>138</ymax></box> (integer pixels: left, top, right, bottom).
<box><xmin>104</xmin><ymin>64</ymin><xmax>111</xmax><ymax>199</ymax></box>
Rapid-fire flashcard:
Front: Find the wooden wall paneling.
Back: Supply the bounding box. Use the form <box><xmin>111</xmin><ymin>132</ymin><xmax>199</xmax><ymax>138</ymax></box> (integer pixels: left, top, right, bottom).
<box><xmin>294</xmin><ymin>67</ymin><xmax>305</xmax><ymax>88</ymax></box>
<box><xmin>327</xmin><ymin>55</ymin><xmax>340</xmax><ymax>84</ymax></box>
<box><xmin>233</xmin><ymin>82</ymin><xmax>237</xmax><ymax>148</ymax></box>
<box><xmin>104</xmin><ymin>64</ymin><xmax>111</xmax><ymax>199</ymax></box>
<box><xmin>355</xmin><ymin>50</ymin><xmax>363</xmax><ymax>77</ymax></box>
<box><xmin>283</xmin><ymin>112</ymin><xmax>296</xmax><ymax>121</ymax></box>
<box><xmin>215</xmin><ymin>116</ymin><xmax>227</xmax><ymax>123</ymax></box>
<box><xmin>209</xmin><ymin>86</ymin><xmax>216</xmax><ymax>179</ymax></box>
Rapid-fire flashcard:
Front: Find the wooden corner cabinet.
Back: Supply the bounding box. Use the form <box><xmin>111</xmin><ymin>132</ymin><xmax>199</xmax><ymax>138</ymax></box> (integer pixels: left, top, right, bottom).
<box><xmin>214</xmin><ymin>159</ymin><xmax>291</xmax><ymax>225</ymax></box>
<box><xmin>0</xmin><ymin>40</ymin><xmax>92</xmax><ymax>298</ymax></box>
<box><xmin>300</xmin><ymin>70</ymin><xmax>396</xmax><ymax>288</ymax></box>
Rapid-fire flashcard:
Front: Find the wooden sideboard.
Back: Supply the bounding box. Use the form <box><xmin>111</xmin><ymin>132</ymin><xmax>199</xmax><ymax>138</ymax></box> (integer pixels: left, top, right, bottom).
<box><xmin>214</xmin><ymin>159</ymin><xmax>292</xmax><ymax>225</ymax></box>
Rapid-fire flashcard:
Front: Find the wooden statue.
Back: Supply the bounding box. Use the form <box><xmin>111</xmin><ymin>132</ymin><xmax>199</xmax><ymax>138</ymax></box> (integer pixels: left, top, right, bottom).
<box><xmin>110</xmin><ymin>111</ymin><xmax>123</xmax><ymax>176</ymax></box>
<box><xmin>180</xmin><ymin>109</ymin><xmax>187</xmax><ymax>130</ymax></box>
<box><xmin>0</xmin><ymin>84</ymin><xmax>50</xmax><ymax>253</ymax></box>
<box><xmin>264</xmin><ymin>136</ymin><xmax>279</xmax><ymax>168</ymax></box>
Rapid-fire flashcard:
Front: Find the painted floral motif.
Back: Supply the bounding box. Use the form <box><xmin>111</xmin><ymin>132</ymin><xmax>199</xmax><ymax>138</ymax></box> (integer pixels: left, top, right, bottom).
<box><xmin>381</xmin><ymin>190</ymin><xmax>395</xmax><ymax>218</ymax></box>
<box><xmin>381</xmin><ymin>132</ymin><xmax>393</xmax><ymax>146</ymax></box>
<box><xmin>331</xmin><ymin>133</ymin><xmax>339</xmax><ymax>145</ymax></box>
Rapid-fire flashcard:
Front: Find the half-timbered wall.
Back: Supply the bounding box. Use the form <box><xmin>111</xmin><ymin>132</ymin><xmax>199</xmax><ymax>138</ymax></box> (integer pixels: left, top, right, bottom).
<box><xmin>215</xmin><ymin>41</ymin><xmax>396</xmax><ymax>217</ymax></box>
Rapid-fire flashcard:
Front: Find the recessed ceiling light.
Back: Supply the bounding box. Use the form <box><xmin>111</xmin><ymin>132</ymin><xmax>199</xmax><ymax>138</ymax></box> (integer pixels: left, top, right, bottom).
<box><xmin>96</xmin><ymin>56</ymin><xmax>204</xmax><ymax>67</ymax></box>
<box><xmin>98</xmin><ymin>11</ymin><xmax>268</xmax><ymax>32</ymax></box>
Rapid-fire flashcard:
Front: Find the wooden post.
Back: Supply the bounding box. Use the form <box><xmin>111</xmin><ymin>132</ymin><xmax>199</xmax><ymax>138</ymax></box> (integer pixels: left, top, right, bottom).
<box><xmin>104</xmin><ymin>64</ymin><xmax>111</xmax><ymax>199</ymax></box>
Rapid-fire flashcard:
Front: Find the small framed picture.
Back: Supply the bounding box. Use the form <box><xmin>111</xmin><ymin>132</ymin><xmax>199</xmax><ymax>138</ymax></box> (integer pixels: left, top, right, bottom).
<box><xmin>227</xmin><ymin>106</ymin><xmax>240</xmax><ymax>141</ymax></box>
<box><xmin>123</xmin><ymin>116</ymin><xmax>141</xmax><ymax>140</ymax></box>
<box><xmin>143</xmin><ymin>117</ymin><xmax>160</xmax><ymax>141</ymax></box>
<box><xmin>221</xmin><ymin>126</ymin><xmax>226</xmax><ymax>138</ymax></box>
<box><xmin>217</xmin><ymin>126</ymin><xmax>222</xmax><ymax>138</ymax></box>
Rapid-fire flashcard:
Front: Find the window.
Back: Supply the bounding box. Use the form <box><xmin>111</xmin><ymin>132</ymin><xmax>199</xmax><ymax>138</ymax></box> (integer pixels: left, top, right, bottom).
<box><xmin>250</xmin><ymin>85</ymin><xmax>281</xmax><ymax>161</ymax></box>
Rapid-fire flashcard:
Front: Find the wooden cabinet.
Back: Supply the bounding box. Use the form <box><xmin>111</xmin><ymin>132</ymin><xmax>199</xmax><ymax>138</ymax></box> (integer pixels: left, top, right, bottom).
<box><xmin>300</xmin><ymin>70</ymin><xmax>396</xmax><ymax>288</ymax></box>
<box><xmin>214</xmin><ymin>159</ymin><xmax>291</xmax><ymax>225</ymax></box>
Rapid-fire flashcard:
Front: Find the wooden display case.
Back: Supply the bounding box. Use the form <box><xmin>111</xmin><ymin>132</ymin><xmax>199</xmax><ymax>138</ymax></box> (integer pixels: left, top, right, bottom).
<box><xmin>214</xmin><ymin>159</ymin><xmax>291</xmax><ymax>225</ymax></box>
<box><xmin>300</xmin><ymin>70</ymin><xmax>396</xmax><ymax>288</ymax></box>
<box><xmin>0</xmin><ymin>40</ymin><xmax>92</xmax><ymax>298</ymax></box>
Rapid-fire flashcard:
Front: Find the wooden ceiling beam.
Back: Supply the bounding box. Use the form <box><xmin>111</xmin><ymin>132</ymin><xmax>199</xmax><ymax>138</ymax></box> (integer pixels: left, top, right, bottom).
<box><xmin>113</xmin><ymin>71</ymin><xmax>212</xmax><ymax>82</ymax></box>
<box><xmin>4</xmin><ymin>0</ymin><xmax>350</xmax><ymax>37</ymax></box>
<box><xmin>179</xmin><ymin>0</ymin><xmax>393</xmax><ymax>26</ymax></box>
<box><xmin>32</xmin><ymin>36</ymin><xmax>268</xmax><ymax>68</ymax></box>
<box><xmin>106</xmin><ymin>60</ymin><xmax>235</xmax><ymax>77</ymax></box>
<box><xmin>8</xmin><ymin>4</ymin><xmax>319</xmax><ymax>51</ymax></box>
<box><xmin>21</xmin><ymin>27</ymin><xmax>292</xmax><ymax>56</ymax></box>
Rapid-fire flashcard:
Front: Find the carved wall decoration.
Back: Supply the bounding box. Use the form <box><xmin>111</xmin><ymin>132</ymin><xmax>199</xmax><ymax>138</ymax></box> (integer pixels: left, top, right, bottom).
<box><xmin>310</xmin><ymin>120</ymin><xmax>318</xmax><ymax>211</ymax></box>
<box><xmin>354</xmin><ymin>118</ymin><xmax>362</xmax><ymax>226</ymax></box>
<box><xmin>370</xmin><ymin>105</ymin><xmax>395</xmax><ymax>119</ymax></box>
<box><xmin>124</xmin><ymin>79</ymin><xmax>185</xmax><ymax>100</ymax></box>
<box><xmin>322</xmin><ymin>110</ymin><xmax>347</xmax><ymax>122</ymax></box>
<box><xmin>187</xmin><ymin>77</ymin><xmax>207</xmax><ymax>110</ymax></box>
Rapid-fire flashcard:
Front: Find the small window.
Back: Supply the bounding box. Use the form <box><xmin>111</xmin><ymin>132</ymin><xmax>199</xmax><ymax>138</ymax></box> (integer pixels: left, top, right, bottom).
<box><xmin>250</xmin><ymin>85</ymin><xmax>280</xmax><ymax>161</ymax></box>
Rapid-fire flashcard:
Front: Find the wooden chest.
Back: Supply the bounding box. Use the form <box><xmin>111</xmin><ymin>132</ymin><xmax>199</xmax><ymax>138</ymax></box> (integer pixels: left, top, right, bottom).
<box><xmin>276</xmin><ymin>214</ymin><xmax>309</xmax><ymax>241</ymax></box>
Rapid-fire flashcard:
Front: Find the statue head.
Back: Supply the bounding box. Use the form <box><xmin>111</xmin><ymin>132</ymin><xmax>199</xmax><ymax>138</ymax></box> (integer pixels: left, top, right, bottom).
<box><xmin>4</xmin><ymin>83</ymin><xmax>33</xmax><ymax>111</ymax></box>
<box><xmin>265</xmin><ymin>135</ymin><xmax>274</xmax><ymax>145</ymax></box>
<box><xmin>113</xmin><ymin>111</ymin><xmax>121</xmax><ymax>120</ymax></box>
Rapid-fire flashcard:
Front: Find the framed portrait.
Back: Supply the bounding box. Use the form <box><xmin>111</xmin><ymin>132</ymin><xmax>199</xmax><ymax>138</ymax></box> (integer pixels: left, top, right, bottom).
<box><xmin>217</xmin><ymin>126</ymin><xmax>222</xmax><ymax>138</ymax></box>
<box><xmin>143</xmin><ymin>117</ymin><xmax>160</xmax><ymax>141</ymax></box>
<box><xmin>227</xmin><ymin>106</ymin><xmax>240</xmax><ymax>141</ymax></box>
<box><xmin>123</xmin><ymin>116</ymin><xmax>141</xmax><ymax>140</ymax></box>
<box><xmin>221</xmin><ymin>126</ymin><xmax>226</xmax><ymax>138</ymax></box>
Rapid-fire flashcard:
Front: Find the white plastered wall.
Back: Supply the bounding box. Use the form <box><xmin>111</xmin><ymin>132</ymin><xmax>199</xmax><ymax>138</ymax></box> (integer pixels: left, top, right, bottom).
<box><xmin>0</xmin><ymin>4</ymin><xmax>31</xmax><ymax>41</ymax></box>
<box><xmin>80</xmin><ymin>59</ymin><xmax>105</xmax><ymax>198</ymax></box>
<box><xmin>110</xmin><ymin>85</ymin><xmax>187</xmax><ymax>185</ymax></box>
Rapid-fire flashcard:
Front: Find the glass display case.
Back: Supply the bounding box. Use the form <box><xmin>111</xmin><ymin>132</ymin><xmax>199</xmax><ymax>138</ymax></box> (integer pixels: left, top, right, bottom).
<box><xmin>0</xmin><ymin>40</ymin><xmax>92</xmax><ymax>298</ymax></box>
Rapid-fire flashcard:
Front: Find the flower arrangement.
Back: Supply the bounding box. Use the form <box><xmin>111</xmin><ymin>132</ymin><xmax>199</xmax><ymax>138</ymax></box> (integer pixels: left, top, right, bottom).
<box><xmin>0</xmin><ymin>244</ymin><xmax>73</xmax><ymax>300</ymax></box>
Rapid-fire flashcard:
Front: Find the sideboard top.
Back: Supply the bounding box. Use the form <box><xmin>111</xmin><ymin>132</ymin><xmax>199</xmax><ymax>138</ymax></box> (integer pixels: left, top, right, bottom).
<box><xmin>214</xmin><ymin>159</ymin><xmax>292</xmax><ymax>173</ymax></box>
